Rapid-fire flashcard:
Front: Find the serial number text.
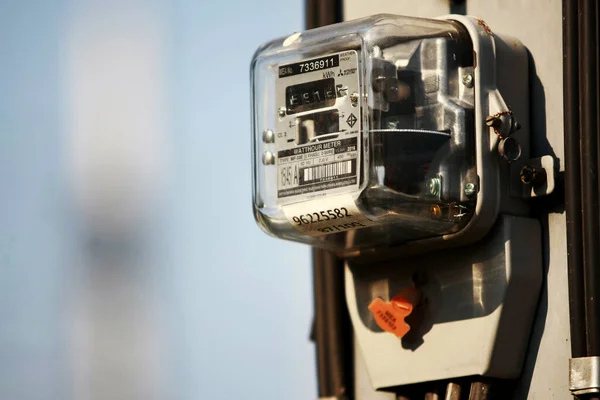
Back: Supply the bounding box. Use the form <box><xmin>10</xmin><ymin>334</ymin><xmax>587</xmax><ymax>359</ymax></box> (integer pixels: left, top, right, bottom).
<box><xmin>299</xmin><ymin>58</ymin><xmax>336</xmax><ymax>73</ymax></box>
<box><xmin>292</xmin><ymin>208</ymin><xmax>352</xmax><ymax>225</ymax></box>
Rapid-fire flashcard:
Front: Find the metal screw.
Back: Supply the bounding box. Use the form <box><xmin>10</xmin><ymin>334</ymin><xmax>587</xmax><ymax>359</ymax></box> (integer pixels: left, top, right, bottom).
<box><xmin>520</xmin><ymin>165</ymin><xmax>547</xmax><ymax>188</ymax></box>
<box><xmin>386</xmin><ymin>121</ymin><xmax>399</xmax><ymax>129</ymax></box>
<box><xmin>372</xmin><ymin>45</ymin><xmax>382</xmax><ymax>58</ymax></box>
<box><xmin>464</xmin><ymin>183</ymin><xmax>477</xmax><ymax>197</ymax></box>
<box><xmin>486</xmin><ymin>115</ymin><xmax>502</xmax><ymax>128</ymax></box>
<box><xmin>262</xmin><ymin>151</ymin><xmax>275</xmax><ymax>165</ymax></box>
<box><xmin>429</xmin><ymin>205</ymin><xmax>442</xmax><ymax>219</ymax></box>
<box><xmin>336</xmin><ymin>85</ymin><xmax>349</xmax><ymax>97</ymax></box>
<box><xmin>278</xmin><ymin>107</ymin><xmax>286</xmax><ymax>117</ymax></box>
<box><xmin>427</xmin><ymin>176</ymin><xmax>441</xmax><ymax>197</ymax></box>
<box><xmin>262</xmin><ymin>129</ymin><xmax>275</xmax><ymax>143</ymax></box>
<box><xmin>350</xmin><ymin>92</ymin><xmax>359</xmax><ymax>105</ymax></box>
<box><xmin>462</xmin><ymin>73</ymin><xmax>474</xmax><ymax>88</ymax></box>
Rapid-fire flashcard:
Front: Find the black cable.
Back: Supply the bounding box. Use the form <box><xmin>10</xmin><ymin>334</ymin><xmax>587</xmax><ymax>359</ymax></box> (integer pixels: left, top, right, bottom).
<box><xmin>305</xmin><ymin>0</ymin><xmax>342</xmax><ymax>30</ymax></box>
<box><xmin>563</xmin><ymin>0</ymin><xmax>587</xmax><ymax>359</ymax></box>
<box><xmin>312</xmin><ymin>249</ymin><xmax>352</xmax><ymax>399</ymax></box>
<box><xmin>579</xmin><ymin>0</ymin><xmax>600</xmax><ymax>357</ymax></box>
<box><xmin>449</xmin><ymin>0</ymin><xmax>466</xmax><ymax>15</ymax></box>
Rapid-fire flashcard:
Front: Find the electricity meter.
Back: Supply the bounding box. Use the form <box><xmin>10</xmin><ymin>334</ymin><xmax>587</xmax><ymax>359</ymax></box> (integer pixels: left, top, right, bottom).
<box><xmin>251</xmin><ymin>14</ymin><xmax>535</xmax><ymax>258</ymax></box>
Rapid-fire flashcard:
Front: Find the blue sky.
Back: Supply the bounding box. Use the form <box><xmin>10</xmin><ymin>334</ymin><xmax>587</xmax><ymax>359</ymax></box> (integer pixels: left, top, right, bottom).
<box><xmin>0</xmin><ymin>1</ymin><xmax>315</xmax><ymax>399</ymax></box>
<box><xmin>165</xmin><ymin>1</ymin><xmax>315</xmax><ymax>398</ymax></box>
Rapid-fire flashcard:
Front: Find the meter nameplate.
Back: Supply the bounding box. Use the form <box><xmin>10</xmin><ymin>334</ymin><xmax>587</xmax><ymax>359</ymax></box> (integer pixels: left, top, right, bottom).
<box><xmin>275</xmin><ymin>50</ymin><xmax>360</xmax><ymax>206</ymax></box>
<box><xmin>278</xmin><ymin>138</ymin><xmax>357</xmax><ymax>198</ymax></box>
<box><xmin>283</xmin><ymin>194</ymin><xmax>375</xmax><ymax>236</ymax></box>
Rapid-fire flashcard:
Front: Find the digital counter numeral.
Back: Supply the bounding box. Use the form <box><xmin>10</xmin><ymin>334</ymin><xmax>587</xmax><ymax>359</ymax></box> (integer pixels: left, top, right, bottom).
<box><xmin>299</xmin><ymin>57</ymin><xmax>337</xmax><ymax>73</ymax></box>
<box><xmin>285</xmin><ymin>78</ymin><xmax>336</xmax><ymax>114</ymax></box>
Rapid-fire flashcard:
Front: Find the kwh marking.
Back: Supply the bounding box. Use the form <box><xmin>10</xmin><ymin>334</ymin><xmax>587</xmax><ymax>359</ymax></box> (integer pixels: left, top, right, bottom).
<box><xmin>323</xmin><ymin>71</ymin><xmax>335</xmax><ymax>79</ymax></box>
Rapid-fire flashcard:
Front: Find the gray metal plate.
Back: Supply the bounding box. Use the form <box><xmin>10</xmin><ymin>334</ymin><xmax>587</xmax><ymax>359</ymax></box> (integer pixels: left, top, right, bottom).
<box><xmin>346</xmin><ymin>215</ymin><xmax>542</xmax><ymax>389</ymax></box>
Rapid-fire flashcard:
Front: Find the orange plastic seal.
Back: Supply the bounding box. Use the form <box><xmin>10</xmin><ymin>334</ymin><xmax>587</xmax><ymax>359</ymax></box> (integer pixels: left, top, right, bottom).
<box><xmin>368</xmin><ymin>288</ymin><xmax>419</xmax><ymax>339</ymax></box>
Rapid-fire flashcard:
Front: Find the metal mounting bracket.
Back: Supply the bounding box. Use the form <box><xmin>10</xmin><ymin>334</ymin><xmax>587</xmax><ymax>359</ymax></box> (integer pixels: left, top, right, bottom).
<box><xmin>570</xmin><ymin>356</ymin><xmax>600</xmax><ymax>396</ymax></box>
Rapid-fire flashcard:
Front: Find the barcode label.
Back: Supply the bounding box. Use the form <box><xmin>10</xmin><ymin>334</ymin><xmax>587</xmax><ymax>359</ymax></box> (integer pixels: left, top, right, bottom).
<box><xmin>303</xmin><ymin>160</ymin><xmax>353</xmax><ymax>183</ymax></box>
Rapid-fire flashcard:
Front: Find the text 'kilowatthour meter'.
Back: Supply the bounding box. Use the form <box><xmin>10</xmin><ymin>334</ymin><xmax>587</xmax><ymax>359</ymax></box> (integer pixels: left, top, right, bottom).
<box><xmin>251</xmin><ymin>14</ymin><xmax>549</xmax><ymax>259</ymax></box>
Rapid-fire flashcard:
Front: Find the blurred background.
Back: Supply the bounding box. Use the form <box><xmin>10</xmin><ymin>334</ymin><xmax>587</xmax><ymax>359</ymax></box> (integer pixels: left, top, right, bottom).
<box><xmin>0</xmin><ymin>0</ymin><xmax>315</xmax><ymax>399</ymax></box>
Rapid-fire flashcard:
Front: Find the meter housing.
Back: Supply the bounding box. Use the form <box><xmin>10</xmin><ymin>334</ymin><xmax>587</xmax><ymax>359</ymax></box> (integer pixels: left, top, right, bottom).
<box><xmin>251</xmin><ymin>14</ymin><xmax>529</xmax><ymax>258</ymax></box>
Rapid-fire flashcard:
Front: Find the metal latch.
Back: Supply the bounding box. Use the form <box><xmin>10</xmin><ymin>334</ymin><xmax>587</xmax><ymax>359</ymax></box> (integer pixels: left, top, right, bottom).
<box><xmin>570</xmin><ymin>356</ymin><xmax>600</xmax><ymax>396</ymax></box>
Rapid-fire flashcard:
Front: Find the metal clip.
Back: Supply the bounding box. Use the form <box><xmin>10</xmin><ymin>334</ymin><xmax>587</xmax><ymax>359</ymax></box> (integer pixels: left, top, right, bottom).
<box><xmin>570</xmin><ymin>356</ymin><xmax>600</xmax><ymax>396</ymax></box>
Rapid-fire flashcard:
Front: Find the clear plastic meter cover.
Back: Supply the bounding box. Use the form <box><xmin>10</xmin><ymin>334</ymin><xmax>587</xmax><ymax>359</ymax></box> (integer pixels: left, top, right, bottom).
<box><xmin>251</xmin><ymin>15</ymin><xmax>476</xmax><ymax>256</ymax></box>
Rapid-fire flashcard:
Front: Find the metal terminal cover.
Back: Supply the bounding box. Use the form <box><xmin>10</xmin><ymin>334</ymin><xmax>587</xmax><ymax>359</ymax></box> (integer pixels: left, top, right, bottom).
<box><xmin>346</xmin><ymin>215</ymin><xmax>542</xmax><ymax>388</ymax></box>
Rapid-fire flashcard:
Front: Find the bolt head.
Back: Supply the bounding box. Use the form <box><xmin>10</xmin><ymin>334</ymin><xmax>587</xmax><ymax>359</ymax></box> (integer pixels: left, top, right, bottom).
<box><xmin>464</xmin><ymin>183</ymin><xmax>476</xmax><ymax>196</ymax></box>
<box><xmin>426</xmin><ymin>177</ymin><xmax>441</xmax><ymax>197</ymax></box>
<box><xmin>262</xmin><ymin>151</ymin><xmax>275</xmax><ymax>165</ymax></box>
<box><xmin>278</xmin><ymin>107</ymin><xmax>286</xmax><ymax>117</ymax></box>
<box><xmin>486</xmin><ymin>115</ymin><xmax>501</xmax><ymax>128</ymax></box>
<box><xmin>462</xmin><ymin>73</ymin><xmax>474</xmax><ymax>88</ymax></box>
<box><xmin>386</xmin><ymin>121</ymin><xmax>399</xmax><ymax>129</ymax></box>
<box><xmin>262</xmin><ymin>129</ymin><xmax>275</xmax><ymax>143</ymax></box>
<box><xmin>430</xmin><ymin>205</ymin><xmax>442</xmax><ymax>219</ymax></box>
<box><xmin>372</xmin><ymin>45</ymin><xmax>382</xmax><ymax>58</ymax></box>
<box><xmin>520</xmin><ymin>165</ymin><xmax>535</xmax><ymax>184</ymax></box>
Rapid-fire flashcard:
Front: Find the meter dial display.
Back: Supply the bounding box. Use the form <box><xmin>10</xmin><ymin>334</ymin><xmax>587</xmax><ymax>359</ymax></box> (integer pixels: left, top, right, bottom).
<box><xmin>285</xmin><ymin>78</ymin><xmax>337</xmax><ymax>114</ymax></box>
<box><xmin>275</xmin><ymin>50</ymin><xmax>361</xmax><ymax>205</ymax></box>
